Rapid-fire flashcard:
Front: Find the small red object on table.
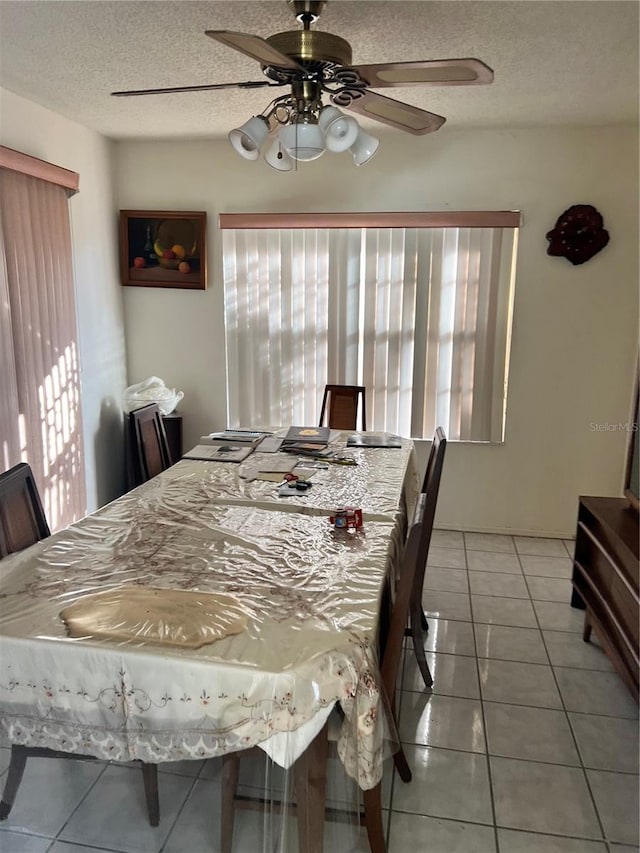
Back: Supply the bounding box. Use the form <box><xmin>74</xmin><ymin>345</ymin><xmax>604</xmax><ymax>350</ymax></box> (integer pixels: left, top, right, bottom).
<box><xmin>330</xmin><ymin>507</ymin><xmax>363</xmax><ymax>530</ymax></box>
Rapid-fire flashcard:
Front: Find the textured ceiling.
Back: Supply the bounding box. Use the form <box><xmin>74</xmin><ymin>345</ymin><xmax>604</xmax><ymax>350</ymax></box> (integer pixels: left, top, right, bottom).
<box><xmin>0</xmin><ymin>1</ymin><xmax>638</xmax><ymax>140</ymax></box>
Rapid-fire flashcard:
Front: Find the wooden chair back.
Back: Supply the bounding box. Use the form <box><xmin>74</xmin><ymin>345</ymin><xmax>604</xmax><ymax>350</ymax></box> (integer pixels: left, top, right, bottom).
<box><xmin>406</xmin><ymin>427</ymin><xmax>447</xmax><ymax>689</ymax></box>
<box><xmin>381</xmin><ymin>492</ymin><xmax>427</xmax><ymax>704</ymax></box>
<box><xmin>319</xmin><ymin>384</ymin><xmax>367</xmax><ymax>431</ymax></box>
<box><xmin>128</xmin><ymin>404</ymin><xmax>172</xmax><ymax>486</ymax></box>
<box><xmin>0</xmin><ymin>463</ymin><xmax>50</xmax><ymax>558</ymax></box>
<box><xmin>419</xmin><ymin>426</ymin><xmax>446</xmax><ymax>535</ymax></box>
<box><xmin>420</xmin><ymin>426</ymin><xmax>447</xmax><ymax>496</ymax></box>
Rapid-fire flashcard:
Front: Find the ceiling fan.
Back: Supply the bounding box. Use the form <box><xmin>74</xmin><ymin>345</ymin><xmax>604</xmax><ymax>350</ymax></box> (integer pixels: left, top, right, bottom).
<box><xmin>112</xmin><ymin>0</ymin><xmax>493</xmax><ymax>170</ymax></box>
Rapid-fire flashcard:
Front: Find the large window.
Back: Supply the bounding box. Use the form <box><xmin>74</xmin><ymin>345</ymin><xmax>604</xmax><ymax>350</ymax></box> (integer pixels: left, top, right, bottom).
<box><xmin>221</xmin><ymin>212</ymin><xmax>519</xmax><ymax>442</ymax></box>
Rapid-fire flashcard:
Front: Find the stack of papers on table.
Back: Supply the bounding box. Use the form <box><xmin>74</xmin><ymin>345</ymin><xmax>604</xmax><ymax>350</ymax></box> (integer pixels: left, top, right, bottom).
<box><xmin>346</xmin><ymin>433</ymin><xmax>402</xmax><ymax>448</ymax></box>
<box><xmin>282</xmin><ymin>426</ymin><xmax>330</xmax><ymax>446</ymax></box>
<box><xmin>202</xmin><ymin>430</ymin><xmax>270</xmax><ymax>448</ymax></box>
<box><xmin>257</xmin><ymin>435</ymin><xmax>284</xmax><ymax>452</ymax></box>
<box><xmin>281</xmin><ymin>426</ymin><xmax>333</xmax><ymax>458</ymax></box>
<box><xmin>281</xmin><ymin>444</ymin><xmax>336</xmax><ymax>459</ymax></box>
<box><xmin>182</xmin><ymin>444</ymin><xmax>254</xmax><ymax>463</ymax></box>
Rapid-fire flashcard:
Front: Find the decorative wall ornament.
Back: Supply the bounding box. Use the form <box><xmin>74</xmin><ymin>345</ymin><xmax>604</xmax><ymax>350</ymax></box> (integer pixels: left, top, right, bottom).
<box><xmin>546</xmin><ymin>204</ymin><xmax>609</xmax><ymax>266</ymax></box>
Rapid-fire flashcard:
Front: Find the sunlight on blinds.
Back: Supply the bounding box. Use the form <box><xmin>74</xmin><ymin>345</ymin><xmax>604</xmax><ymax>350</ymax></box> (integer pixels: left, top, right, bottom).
<box><xmin>38</xmin><ymin>342</ymin><xmax>83</xmax><ymax>530</ymax></box>
<box><xmin>0</xmin><ymin>168</ymin><xmax>86</xmax><ymax>529</ymax></box>
<box><xmin>224</xmin><ymin>230</ymin><xmax>329</xmax><ymax>427</ymax></box>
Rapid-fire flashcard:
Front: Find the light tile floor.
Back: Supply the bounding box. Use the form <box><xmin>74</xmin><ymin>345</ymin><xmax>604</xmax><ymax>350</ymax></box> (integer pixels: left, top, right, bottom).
<box><xmin>1</xmin><ymin>533</ymin><xmax>638</xmax><ymax>853</ymax></box>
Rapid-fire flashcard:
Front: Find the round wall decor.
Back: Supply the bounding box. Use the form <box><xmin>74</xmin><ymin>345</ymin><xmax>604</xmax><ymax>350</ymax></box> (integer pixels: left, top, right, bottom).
<box><xmin>546</xmin><ymin>204</ymin><xmax>609</xmax><ymax>265</ymax></box>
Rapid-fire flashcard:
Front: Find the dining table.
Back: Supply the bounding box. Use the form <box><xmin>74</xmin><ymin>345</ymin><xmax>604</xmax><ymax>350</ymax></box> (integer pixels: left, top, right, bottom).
<box><xmin>0</xmin><ymin>430</ymin><xmax>418</xmax><ymax>849</ymax></box>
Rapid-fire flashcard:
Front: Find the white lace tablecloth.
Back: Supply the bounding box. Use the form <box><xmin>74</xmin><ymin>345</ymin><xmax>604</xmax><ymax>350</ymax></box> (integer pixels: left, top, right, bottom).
<box><xmin>0</xmin><ymin>437</ymin><xmax>418</xmax><ymax>790</ymax></box>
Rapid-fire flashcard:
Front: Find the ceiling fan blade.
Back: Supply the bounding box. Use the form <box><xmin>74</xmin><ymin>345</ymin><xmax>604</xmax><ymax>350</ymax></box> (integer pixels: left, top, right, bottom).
<box><xmin>111</xmin><ymin>81</ymin><xmax>283</xmax><ymax>97</ymax></box>
<box><xmin>345</xmin><ymin>59</ymin><xmax>494</xmax><ymax>88</ymax></box>
<box><xmin>335</xmin><ymin>90</ymin><xmax>445</xmax><ymax>135</ymax></box>
<box><xmin>206</xmin><ymin>30</ymin><xmax>304</xmax><ymax>71</ymax></box>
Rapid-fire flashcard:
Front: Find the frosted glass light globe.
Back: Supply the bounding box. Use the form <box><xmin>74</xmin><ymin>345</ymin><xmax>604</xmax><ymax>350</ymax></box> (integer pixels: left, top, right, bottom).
<box><xmin>318</xmin><ymin>107</ymin><xmax>359</xmax><ymax>153</ymax></box>
<box><xmin>279</xmin><ymin>123</ymin><xmax>326</xmax><ymax>161</ymax></box>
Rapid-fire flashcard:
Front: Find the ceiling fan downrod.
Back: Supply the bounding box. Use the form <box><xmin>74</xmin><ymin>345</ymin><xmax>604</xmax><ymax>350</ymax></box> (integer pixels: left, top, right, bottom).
<box><xmin>288</xmin><ymin>0</ymin><xmax>327</xmax><ymax>27</ymax></box>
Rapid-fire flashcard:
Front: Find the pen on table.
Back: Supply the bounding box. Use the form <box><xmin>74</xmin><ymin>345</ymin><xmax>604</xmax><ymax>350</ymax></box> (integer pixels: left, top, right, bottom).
<box><xmin>294</xmin><ymin>462</ymin><xmax>329</xmax><ymax>470</ymax></box>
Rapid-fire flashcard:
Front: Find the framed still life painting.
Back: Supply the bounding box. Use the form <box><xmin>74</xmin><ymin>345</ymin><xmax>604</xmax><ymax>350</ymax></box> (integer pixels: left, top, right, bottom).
<box><xmin>119</xmin><ymin>210</ymin><xmax>207</xmax><ymax>289</ymax></box>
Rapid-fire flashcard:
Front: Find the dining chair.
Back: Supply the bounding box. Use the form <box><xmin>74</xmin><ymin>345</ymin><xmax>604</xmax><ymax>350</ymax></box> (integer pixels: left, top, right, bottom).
<box><xmin>0</xmin><ymin>462</ymin><xmax>160</xmax><ymax>826</ymax></box>
<box><xmin>128</xmin><ymin>403</ymin><xmax>173</xmax><ymax>487</ymax></box>
<box><xmin>407</xmin><ymin>427</ymin><xmax>447</xmax><ymax>689</ymax></box>
<box><xmin>0</xmin><ymin>463</ymin><xmax>50</xmax><ymax>558</ymax></box>
<box><xmin>219</xmin><ymin>495</ymin><xmax>429</xmax><ymax>853</ymax></box>
<box><xmin>319</xmin><ymin>384</ymin><xmax>367</xmax><ymax>431</ymax></box>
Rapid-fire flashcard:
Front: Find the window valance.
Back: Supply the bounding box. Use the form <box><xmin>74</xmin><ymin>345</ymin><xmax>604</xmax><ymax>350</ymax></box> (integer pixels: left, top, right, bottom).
<box><xmin>0</xmin><ymin>145</ymin><xmax>79</xmax><ymax>196</ymax></box>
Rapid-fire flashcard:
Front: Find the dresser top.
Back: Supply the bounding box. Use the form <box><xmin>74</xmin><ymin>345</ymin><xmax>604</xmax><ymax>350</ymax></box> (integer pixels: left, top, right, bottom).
<box><xmin>579</xmin><ymin>496</ymin><xmax>639</xmax><ymax>560</ymax></box>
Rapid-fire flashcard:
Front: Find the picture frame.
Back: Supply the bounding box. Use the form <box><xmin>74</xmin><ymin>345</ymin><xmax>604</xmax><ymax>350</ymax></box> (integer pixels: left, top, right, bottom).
<box><xmin>119</xmin><ymin>210</ymin><xmax>207</xmax><ymax>290</ymax></box>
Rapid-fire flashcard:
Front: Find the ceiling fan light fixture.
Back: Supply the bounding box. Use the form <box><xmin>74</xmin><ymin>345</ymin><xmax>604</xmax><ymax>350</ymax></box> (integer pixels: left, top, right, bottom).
<box><xmin>279</xmin><ymin>122</ymin><xmax>326</xmax><ymax>161</ymax></box>
<box><xmin>228</xmin><ymin>115</ymin><xmax>270</xmax><ymax>160</ymax></box>
<box><xmin>350</xmin><ymin>128</ymin><xmax>380</xmax><ymax>166</ymax></box>
<box><xmin>264</xmin><ymin>139</ymin><xmax>295</xmax><ymax>172</ymax></box>
<box><xmin>114</xmin><ymin>1</ymin><xmax>495</xmax><ymax>173</ymax></box>
<box><xmin>318</xmin><ymin>106</ymin><xmax>359</xmax><ymax>153</ymax></box>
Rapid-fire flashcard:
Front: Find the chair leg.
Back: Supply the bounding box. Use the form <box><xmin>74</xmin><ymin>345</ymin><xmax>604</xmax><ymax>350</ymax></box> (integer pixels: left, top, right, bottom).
<box><xmin>420</xmin><ymin>607</ymin><xmax>429</xmax><ymax>633</ymax></box>
<box><xmin>221</xmin><ymin>754</ymin><xmax>240</xmax><ymax>853</ymax></box>
<box><xmin>582</xmin><ymin>611</ymin><xmax>592</xmax><ymax>643</ymax></box>
<box><xmin>363</xmin><ymin>782</ymin><xmax>386</xmax><ymax>853</ymax></box>
<box><xmin>405</xmin><ymin>607</ymin><xmax>428</xmax><ymax>636</ymax></box>
<box><xmin>0</xmin><ymin>745</ymin><xmax>28</xmax><ymax>820</ymax></box>
<box><xmin>392</xmin><ymin>744</ymin><xmax>412</xmax><ymax>784</ymax></box>
<box><xmin>140</xmin><ymin>762</ymin><xmax>159</xmax><ymax>827</ymax></box>
<box><xmin>294</xmin><ymin>725</ymin><xmax>328</xmax><ymax>853</ymax></box>
<box><xmin>410</xmin><ymin>601</ymin><xmax>433</xmax><ymax>689</ymax></box>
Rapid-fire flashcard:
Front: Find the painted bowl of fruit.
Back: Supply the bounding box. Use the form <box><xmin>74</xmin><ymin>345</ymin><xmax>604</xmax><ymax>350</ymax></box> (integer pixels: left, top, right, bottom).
<box><xmin>154</xmin><ymin>220</ymin><xmax>197</xmax><ymax>270</ymax></box>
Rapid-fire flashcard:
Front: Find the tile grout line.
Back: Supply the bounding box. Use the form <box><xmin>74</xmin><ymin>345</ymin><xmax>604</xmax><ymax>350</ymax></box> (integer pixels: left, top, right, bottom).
<box><xmin>412</xmin><ymin>534</ymin><xmax>637</xmax><ymax>849</ymax></box>
<box><xmin>392</xmin><ymin>726</ymin><xmax>640</xmax><ymax>774</ymax></box>
<box><xmin>520</xmin><ymin>551</ymin><xmax>610</xmax><ymax>846</ymax></box>
<box><xmin>402</xmin><ymin>645</ymin><xmax>636</xmax><ymax>722</ymax></box>
<box><xmin>157</xmin><ymin>770</ymin><xmax>201</xmax><ymax>853</ymax></box>
<box><xmin>45</xmin><ymin>834</ymin><xmax>127</xmax><ymax>853</ymax></box>
<box><xmin>45</xmin><ymin>759</ymin><xmax>119</xmax><ymax>851</ymax></box>
<box><xmin>462</xmin><ymin>531</ymin><xmax>501</xmax><ymax>853</ymax></box>
<box><xmin>474</xmin><ymin>535</ymin><xmax>634</xmax><ymax>849</ymax></box>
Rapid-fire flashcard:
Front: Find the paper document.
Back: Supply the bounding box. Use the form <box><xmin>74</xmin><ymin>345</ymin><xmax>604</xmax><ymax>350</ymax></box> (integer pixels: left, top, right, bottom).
<box><xmin>258</xmin><ymin>436</ymin><xmax>284</xmax><ymax>453</ymax></box>
<box><xmin>201</xmin><ymin>431</ymin><xmax>269</xmax><ymax>447</ymax></box>
<box><xmin>240</xmin><ymin>456</ymin><xmax>296</xmax><ymax>481</ymax></box>
<box><xmin>346</xmin><ymin>433</ymin><xmax>402</xmax><ymax>448</ymax></box>
<box><xmin>183</xmin><ymin>444</ymin><xmax>254</xmax><ymax>463</ymax></box>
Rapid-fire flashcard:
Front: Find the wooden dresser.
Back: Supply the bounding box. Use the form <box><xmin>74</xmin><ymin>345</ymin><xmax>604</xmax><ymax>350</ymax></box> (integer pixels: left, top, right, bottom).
<box><xmin>571</xmin><ymin>496</ymin><xmax>639</xmax><ymax>698</ymax></box>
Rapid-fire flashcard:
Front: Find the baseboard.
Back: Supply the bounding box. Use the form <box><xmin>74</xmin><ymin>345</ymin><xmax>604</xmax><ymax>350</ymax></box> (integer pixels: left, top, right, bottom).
<box><xmin>435</xmin><ymin>524</ymin><xmax>575</xmax><ymax>540</ymax></box>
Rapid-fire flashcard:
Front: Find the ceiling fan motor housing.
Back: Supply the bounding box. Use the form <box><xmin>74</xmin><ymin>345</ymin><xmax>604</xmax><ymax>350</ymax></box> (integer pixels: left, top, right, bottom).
<box><xmin>266</xmin><ymin>30</ymin><xmax>352</xmax><ymax>68</ymax></box>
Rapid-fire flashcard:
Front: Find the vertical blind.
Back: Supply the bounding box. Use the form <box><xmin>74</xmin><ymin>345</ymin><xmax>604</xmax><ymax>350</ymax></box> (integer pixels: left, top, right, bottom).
<box><xmin>222</xmin><ymin>214</ymin><xmax>518</xmax><ymax>441</ymax></box>
<box><xmin>0</xmin><ymin>162</ymin><xmax>86</xmax><ymax>529</ymax></box>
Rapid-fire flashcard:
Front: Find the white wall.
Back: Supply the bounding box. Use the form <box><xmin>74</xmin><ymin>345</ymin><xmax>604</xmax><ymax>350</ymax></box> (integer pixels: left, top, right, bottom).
<box><xmin>116</xmin><ymin>125</ymin><xmax>637</xmax><ymax>537</ymax></box>
<box><xmin>1</xmin><ymin>88</ymin><xmax>127</xmax><ymax>511</ymax></box>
